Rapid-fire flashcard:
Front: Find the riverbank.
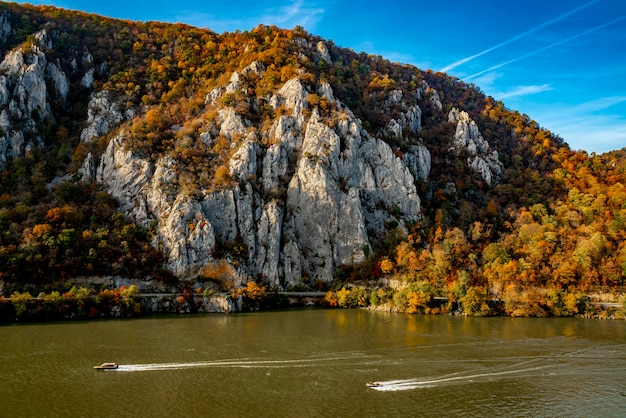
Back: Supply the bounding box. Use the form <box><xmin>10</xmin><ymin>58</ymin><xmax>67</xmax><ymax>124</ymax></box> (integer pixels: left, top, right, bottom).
<box><xmin>0</xmin><ymin>286</ymin><xmax>232</xmax><ymax>323</ymax></box>
<box><xmin>0</xmin><ymin>284</ymin><xmax>336</xmax><ymax>323</ymax></box>
<box><xmin>1</xmin><ymin>285</ymin><xmax>624</xmax><ymax>323</ymax></box>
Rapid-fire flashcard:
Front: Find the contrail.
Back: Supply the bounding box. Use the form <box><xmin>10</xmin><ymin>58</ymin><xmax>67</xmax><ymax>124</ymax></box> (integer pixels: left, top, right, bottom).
<box><xmin>464</xmin><ymin>14</ymin><xmax>626</xmax><ymax>81</ymax></box>
<box><xmin>440</xmin><ymin>0</ymin><xmax>601</xmax><ymax>73</ymax></box>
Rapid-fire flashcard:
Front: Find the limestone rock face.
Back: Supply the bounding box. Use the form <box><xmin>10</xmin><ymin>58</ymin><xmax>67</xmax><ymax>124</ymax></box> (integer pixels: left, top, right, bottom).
<box><xmin>0</xmin><ymin>49</ymin><xmax>50</xmax><ymax>119</ymax></box>
<box><xmin>94</xmin><ymin>76</ymin><xmax>427</xmax><ymax>288</ymax></box>
<box><xmin>0</xmin><ymin>12</ymin><xmax>12</xmax><ymax>42</ymax></box>
<box><xmin>81</xmin><ymin>68</ymin><xmax>95</xmax><ymax>89</ymax></box>
<box><xmin>0</xmin><ymin>41</ymin><xmax>63</xmax><ymax>170</ymax></box>
<box><xmin>229</xmin><ymin>140</ymin><xmax>259</xmax><ymax>182</ymax></box>
<box><xmin>403</xmin><ymin>144</ymin><xmax>431</xmax><ymax>180</ymax></box>
<box><xmin>46</xmin><ymin>62</ymin><xmax>70</xmax><ymax>102</ymax></box>
<box><xmin>218</xmin><ymin>108</ymin><xmax>247</xmax><ymax>139</ymax></box>
<box><xmin>449</xmin><ymin>108</ymin><xmax>503</xmax><ymax>185</ymax></box>
<box><xmin>376</xmin><ymin>88</ymin><xmax>423</xmax><ymax>143</ymax></box>
<box><xmin>96</xmin><ymin>134</ymin><xmax>154</xmax><ymax>214</ymax></box>
<box><xmin>400</xmin><ymin>106</ymin><xmax>422</xmax><ymax>133</ymax></box>
<box><xmin>424</xmin><ymin>83</ymin><xmax>443</xmax><ymax>111</ymax></box>
<box><xmin>78</xmin><ymin>152</ymin><xmax>97</xmax><ymax>183</ymax></box>
<box><xmin>81</xmin><ymin>90</ymin><xmax>132</xmax><ymax>142</ymax></box>
<box><xmin>316</xmin><ymin>41</ymin><xmax>332</xmax><ymax>63</ymax></box>
<box><xmin>0</xmin><ymin>26</ymin><xmax>92</xmax><ymax>170</ymax></box>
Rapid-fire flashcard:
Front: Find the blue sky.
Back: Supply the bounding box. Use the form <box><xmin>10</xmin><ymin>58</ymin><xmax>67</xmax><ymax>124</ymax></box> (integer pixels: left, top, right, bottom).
<box><xmin>7</xmin><ymin>0</ymin><xmax>626</xmax><ymax>153</ymax></box>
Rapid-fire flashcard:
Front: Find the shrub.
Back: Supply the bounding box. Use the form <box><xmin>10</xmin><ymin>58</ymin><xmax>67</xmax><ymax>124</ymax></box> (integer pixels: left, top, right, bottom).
<box><xmin>11</xmin><ymin>292</ymin><xmax>32</xmax><ymax>317</ymax></box>
<box><xmin>462</xmin><ymin>287</ymin><xmax>491</xmax><ymax>316</ymax></box>
<box><xmin>369</xmin><ymin>289</ymin><xmax>380</xmax><ymax>306</ymax></box>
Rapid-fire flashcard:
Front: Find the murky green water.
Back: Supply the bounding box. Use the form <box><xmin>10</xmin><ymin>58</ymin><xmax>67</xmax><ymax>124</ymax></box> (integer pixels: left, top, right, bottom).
<box><xmin>1</xmin><ymin>310</ymin><xmax>625</xmax><ymax>417</ymax></box>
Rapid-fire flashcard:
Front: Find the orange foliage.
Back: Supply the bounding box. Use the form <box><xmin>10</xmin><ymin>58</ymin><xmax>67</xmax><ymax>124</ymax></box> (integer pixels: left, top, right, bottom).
<box><xmin>31</xmin><ymin>223</ymin><xmax>53</xmax><ymax>239</ymax></box>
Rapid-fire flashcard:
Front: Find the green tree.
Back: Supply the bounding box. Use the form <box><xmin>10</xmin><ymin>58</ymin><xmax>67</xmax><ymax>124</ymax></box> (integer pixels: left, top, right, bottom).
<box><xmin>11</xmin><ymin>292</ymin><xmax>32</xmax><ymax>317</ymax></box>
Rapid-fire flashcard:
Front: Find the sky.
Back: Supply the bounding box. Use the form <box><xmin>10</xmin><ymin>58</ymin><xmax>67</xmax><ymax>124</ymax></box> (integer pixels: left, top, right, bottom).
<box><xmin>6</xmin><ymin>0</ymin><xmax>626</xmax><ymax>153</ymax></box>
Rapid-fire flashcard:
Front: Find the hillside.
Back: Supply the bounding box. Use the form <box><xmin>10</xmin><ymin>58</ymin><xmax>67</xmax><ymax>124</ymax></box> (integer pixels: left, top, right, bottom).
<box><xmin>0</xmin><ymin>3</ymin><xmax>624</xmax><ymax>317</ymax></box>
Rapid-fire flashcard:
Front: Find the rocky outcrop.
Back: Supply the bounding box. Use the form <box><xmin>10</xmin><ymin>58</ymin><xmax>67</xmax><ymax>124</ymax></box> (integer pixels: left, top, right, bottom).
<box><xmin>0</xmin><ymin>26</ymin><xmax>86</xmax><ymax>170</ymax></box>
<box><xmin>420</xmin><ymin>82</ymin><xmax>443</xmax><ymax>111</ymax></box>
<box><xmin>402</xmin><ymin>144</ymin><xmax>431</xmax><ymax>180</ymax></box>
<box><xmin>96</xmin><ymin>134</ymin><xmax>153</xmax><ymax>211</ymax></box>
<box><xmin>95</xmin><ymin>76</ymin><xmax>426</xmax><ymax>288</ymax></box>
<box><xmin>316</xmin><ymin>41</ymin><xmax>332</xmax><ymax>63</ymax></box>
<box><xmin>0</xmin><ymin>49</ymin><xmax>50</xmax><ymax>119</ymax></box>
<box><xmin>47</xmin><ymin>61</ymin><xmax>70</xmax><ymax>102</ymax></box>
<box><xmin>0</xmin><ymin>12</ymin><xmax>12</xmax><ymax>42</ymax></box>
<box><xmin>0</xmin><ymin>44</ymin><xmax>53</xmax><ymax>170</ymax></box>
<box><xmin>449</xmin><ymin>108</ymin><xmax>503</xmax><ymax>185</ymax></box>
<box><xmin>80</xmin><ymin>90</ymin><xmax>133</xmax><ymax>142</ymax></box>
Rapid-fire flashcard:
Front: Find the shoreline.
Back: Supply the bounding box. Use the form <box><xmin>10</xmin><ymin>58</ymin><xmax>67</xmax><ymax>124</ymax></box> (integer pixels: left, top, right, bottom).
<box><xmin>1</xmin><ymin>289</ymin><xmax>624</xmax><ymax>323</ymax></box>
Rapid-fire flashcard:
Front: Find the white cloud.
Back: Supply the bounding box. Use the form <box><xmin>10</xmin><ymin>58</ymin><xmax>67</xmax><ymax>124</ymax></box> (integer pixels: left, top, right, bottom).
<box><xmin>351</xmin><ymin>41</ymin><xmax>420</xmax><ymax>66</ymax></box>
<box><xmin>497</xmin><ymin>84</ymin><xmax>553</xmax><ymax>99</ymax></box>
<box><xmin>570</xmin><ymin>96</ymin><xmax>626</xmax><ymax>114</ymax></box>
<box><xmin>548</xmin><ymin>117</ymin><xmax>626</xmax><ymax>153</ymax></box>
<box><xmin>175</xmin><ymin>0</ymin><xmax>325</xmax><ymax>32</ymax></box>
<box><xmin>469</xmin><ymin>72</ymin><xmax>502</xmax><ymax>90</ymax></box>
<box><xmin>270</xmin><ymin>0</ymin><xmax>325</xmax><ymax>29</ymax></box>
<box><xmin>531</xmin><ymin>97</ymin><xmax>626</xmax><ymax>153</ymax></box>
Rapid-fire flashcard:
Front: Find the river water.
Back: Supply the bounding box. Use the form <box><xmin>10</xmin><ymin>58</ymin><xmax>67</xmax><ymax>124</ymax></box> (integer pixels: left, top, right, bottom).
<box><xmin>1</xmin><ymin>309</ymin><xmax>625</xmax><ymax>417</ymax></box>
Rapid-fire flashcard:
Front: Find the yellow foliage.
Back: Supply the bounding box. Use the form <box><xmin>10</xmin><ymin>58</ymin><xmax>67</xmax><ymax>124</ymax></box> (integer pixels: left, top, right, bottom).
<box><xmin>368</xmin><ymin>75</ymin><xmax>396</xmax><ymax>90</ymax></box>
<box><xmin>380</xmin><ymin>258</ymin><xmax>394</xmax><ymax>274</ymax></box>
<box><xmin>406</xmin><ymin>291</ymin><xmax>421</xmax><ymax>314</ymax></box>
<box><xmin>235</xmin><ymin>281</ymin><xmax>267</xmax><ymax>301</ymax></box>
<box><xmin>214</xmin><ymin>165</ymin><xmax>231</xmax><ymax>185</ymax></box>
<box><xmin>336</xmin><ymin>287</ymin><xmax>351</xmax><ymax>307</ymax></box>
<box><xmin>145</xmin><ymin>109</ymin><xmax>162</xmax><ymax>129</ymax></box>
<box><xmin>324</xmin><ymin>291</ymin><xmax>338</xmax><ymax>307</ymax></box>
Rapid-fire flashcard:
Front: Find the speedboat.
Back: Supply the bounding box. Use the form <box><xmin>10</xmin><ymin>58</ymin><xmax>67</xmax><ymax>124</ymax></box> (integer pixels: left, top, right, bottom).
<box><xmin>366</xmin><ymin>381</ymin><xmax>382</xmax><ymax>388</ymax></box>
<box><xmin>94</xmin><ymin>362</ymin><xmax>118</xmax><ymax>370</ymax></box>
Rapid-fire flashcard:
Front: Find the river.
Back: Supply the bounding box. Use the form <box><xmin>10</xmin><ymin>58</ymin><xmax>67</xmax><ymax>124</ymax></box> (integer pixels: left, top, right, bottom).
<box><xmin>1</xmin><ymin>309</ymin><xmax>625</xmax><ymax>417</ymax></box>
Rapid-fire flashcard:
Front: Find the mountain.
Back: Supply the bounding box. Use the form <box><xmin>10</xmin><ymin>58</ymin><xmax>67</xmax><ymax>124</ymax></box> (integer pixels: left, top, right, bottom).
<box><xmin>0</xmin><ymin>3</ymin><xmax>624</xmax><ymax>316</ymax></box>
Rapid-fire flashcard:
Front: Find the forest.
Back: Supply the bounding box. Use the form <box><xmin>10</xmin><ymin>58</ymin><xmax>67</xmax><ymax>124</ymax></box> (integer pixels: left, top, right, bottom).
<box><xmin>0</xmin><ymin>3</ymin><xmax>624</xmax><ymax>320</ymax></box>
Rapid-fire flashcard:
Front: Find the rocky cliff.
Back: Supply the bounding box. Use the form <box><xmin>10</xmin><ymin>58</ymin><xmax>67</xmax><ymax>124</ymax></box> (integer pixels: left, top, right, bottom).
<box><xmin>91</xmin><ymin>67</ymin><xmax>430</xmax><ymax>287</ymax></box>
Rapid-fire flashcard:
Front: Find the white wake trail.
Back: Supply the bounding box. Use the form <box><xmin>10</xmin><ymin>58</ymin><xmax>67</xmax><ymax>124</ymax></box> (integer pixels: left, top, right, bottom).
<box><xmin>110</xmin><ymin>354</ymin><xmax>374</xmax><ymax>372</ymax></box>
<box><xmin>370</xmin><ymin>365</ymin><xmax>553</xmax><ymax>392</ymax></box>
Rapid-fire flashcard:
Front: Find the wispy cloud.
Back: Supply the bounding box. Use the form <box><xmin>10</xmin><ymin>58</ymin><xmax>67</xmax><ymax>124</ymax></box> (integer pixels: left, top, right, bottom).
<box><xmin>269</xmin><ymin>0</ymin><xmax>325</xmax><ymax>29</ymax></box>
<box><xmin>498</xmin><ymin>84</ymin><xmax>553</xmax><ymax>99</ymax></box>
<box><xmin>440</xmin><ymin>0</ymin><xmax>601</xmax><ymax>73</ymax></box>
<box><xmin>175</xmin><ymin>0</ymin><xmax>325</xmax><ymax>32</ymax></box>
<box><xmin>548</xmin><ymin>116</ymin><xmax>626</xmax><ymax>153</ymax></box>
<box><xmin>464</xmin><ymin>14</ymin><xmax>626</xmax><ymax>81</ymax></box>
<box><xmin>352</xmin><ymin>40</ymin><xmax>422</xmax><ymax>67</ymax></box>
<box><xmin>468</xmin><ymin>71</ymin><xmax>501</xmax><ymax>90</ymax></box>
<box><xmin>570</xmin><ymin>96</ymin><xmax>626</xmax><ymax>114</ymax></box>
<box><xmin>532</xmin><ymin>96</ymin><xmax>626</xmax><ymax>152</ymax></box>
<box><xmin>469</xmin><ymin>72</ymin><xmax>551</xmax><ymax>101</ymax></box>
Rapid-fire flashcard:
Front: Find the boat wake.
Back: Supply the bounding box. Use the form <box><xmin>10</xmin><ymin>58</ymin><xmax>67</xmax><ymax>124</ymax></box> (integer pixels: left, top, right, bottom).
<box><xmin>111</xmin><ymin>354</ymin><xmax>372</xmax><ymax>372</ymax></box>
<box><xmin>367</xmin><ymin>343</ymin><xmax>626</xmax><ymax>392</ymax></box>
<box><xmin>368</xmin><ymin>365</ymin><xmax>553</xmax><ymax>391</ymax></box>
